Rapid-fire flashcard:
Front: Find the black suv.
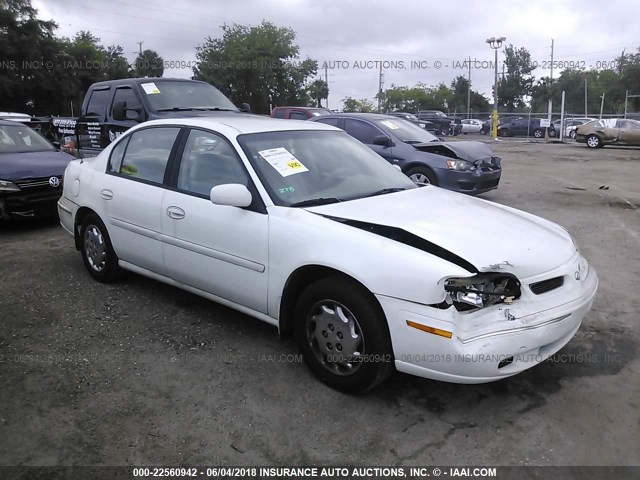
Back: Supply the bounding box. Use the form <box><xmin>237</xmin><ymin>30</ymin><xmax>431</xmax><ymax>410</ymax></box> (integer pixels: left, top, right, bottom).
<box><xmin>415</xmin><ymin>110</ymin><xmax>462</xmax><ymax>136</ymax></box>
<box><xmin>497</xmin><ymin>117</ymin><xmax>556</xmax><ymax>138</ymax></box>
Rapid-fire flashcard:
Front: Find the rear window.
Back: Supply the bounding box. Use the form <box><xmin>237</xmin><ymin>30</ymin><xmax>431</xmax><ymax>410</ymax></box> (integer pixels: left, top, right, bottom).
<box><xmin>85</xmin><ymin>88</ymin><xmax>111</xmax><ymax>118</ymax></box>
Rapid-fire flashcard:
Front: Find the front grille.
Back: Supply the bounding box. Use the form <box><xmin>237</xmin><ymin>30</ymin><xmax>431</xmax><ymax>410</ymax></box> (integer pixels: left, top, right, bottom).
<box><xmin>15</xmin><ymin>176</ymin><xmax>62</xmax><ymax>189</ymax></box>
<box><xmin>530</xmin><ymin>276</ymin><xmax>565</xmax><ymax>295</ymax></box>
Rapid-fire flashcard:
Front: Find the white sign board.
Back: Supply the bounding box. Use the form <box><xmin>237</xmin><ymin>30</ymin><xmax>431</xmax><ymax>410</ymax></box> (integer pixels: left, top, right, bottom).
<box><xmin>539</xmin><ymin>119</ymin><xmax>551</xmax><ymax>128</ymax></box>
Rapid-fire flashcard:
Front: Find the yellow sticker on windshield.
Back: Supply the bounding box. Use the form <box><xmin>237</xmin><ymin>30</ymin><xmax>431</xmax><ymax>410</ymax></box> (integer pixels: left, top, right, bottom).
<box><xmin>141</xmin><ymin>82</ymin><xmax>161</xmax><ymax>94</ymax></box>
<box><xmin>258</xmin><ymin>147</ymin><xmax>309</xmax><ymax>177</ymax></box>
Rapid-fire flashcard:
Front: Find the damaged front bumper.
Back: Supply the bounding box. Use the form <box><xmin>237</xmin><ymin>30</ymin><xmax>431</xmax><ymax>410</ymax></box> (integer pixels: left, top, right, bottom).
<box><xmin>377</xmin><ymin>252</ymin><xmax>598</xmax><ymax>383</ymax></box>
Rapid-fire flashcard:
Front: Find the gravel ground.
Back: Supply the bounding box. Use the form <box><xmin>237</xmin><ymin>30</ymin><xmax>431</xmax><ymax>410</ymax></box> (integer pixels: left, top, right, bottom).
<box><xmin>1</xmin><ymin>140</ymin><xmax>639</xmax><ymax>467</ymax></box>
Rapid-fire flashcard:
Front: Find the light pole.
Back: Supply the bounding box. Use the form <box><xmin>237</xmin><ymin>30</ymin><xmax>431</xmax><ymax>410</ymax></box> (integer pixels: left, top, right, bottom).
<box><xmin>486</xmin><ymin>36</ymin><xmax>506</xmax><ymax>139</ymax></box>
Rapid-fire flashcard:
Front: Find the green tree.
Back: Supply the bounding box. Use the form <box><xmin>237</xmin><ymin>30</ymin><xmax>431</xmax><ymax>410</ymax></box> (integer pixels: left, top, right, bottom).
<box><xmin>342</xmin><ymin>97</ymin><xmax>375</xmax><ymax>113</ymax></box>
<box><xmin>308</xmin><ymin>79</ymin><xmax>329</xmax><ymax>108</ymax></box>
<box><xmin>496</xmin><ymin>45</ymin><xmax>537</xmax><ymax>111</ymax></box>
<box><xmin>449</xmin><ymin>76</ymin><xmax>490</xmax><ymax>115</ymax></box>
<box><xmin>133</xmin><ymin>49</ymin><xmax>164</xmax><ymax>77</ymax></box>
<box><xmin>0</xmin><ymin>0</ymin><xmax>59</xmax><ymax>114</ymax></box>
<box><xmin>379</xmin><ymin>83</ymin><xmax>454</xmax><ymax>113</ymax></box>
<box><xmin>194</xmin><ymin>21</ymin><xmax>318</xmax><ymax>113</ymax></box>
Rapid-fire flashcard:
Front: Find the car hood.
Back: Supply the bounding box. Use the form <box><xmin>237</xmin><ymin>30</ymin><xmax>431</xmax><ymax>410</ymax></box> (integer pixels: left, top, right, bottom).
<box><xmin>411</xmin><ymin>141</ymin><xmax>496</xmax><ymax>162</ymax></box>
<box><xmin>306</xmin><ymin>187</ymin><xmax>575</xmax><ymax>278</ymax></box>
<box><xmin>0</xmin><ymin>150</ymin><xmax>75</xmax><ymax>180</ymax></box>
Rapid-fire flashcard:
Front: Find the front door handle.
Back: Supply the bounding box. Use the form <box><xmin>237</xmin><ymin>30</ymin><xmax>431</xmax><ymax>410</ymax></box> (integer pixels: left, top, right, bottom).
<box><xmin>166</xmin><ymin>206</ymin><xmax>185</xmax><ymax>220</ymax></box>
<box><xmin>101</xmin><ymin>189</ymin><xmax>113</xmax><ymax>200</ymax></box>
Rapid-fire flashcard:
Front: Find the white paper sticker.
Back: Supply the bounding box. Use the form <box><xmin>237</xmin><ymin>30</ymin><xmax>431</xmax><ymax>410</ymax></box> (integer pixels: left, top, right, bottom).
<box><xmin>380</xmin><ymin>120</ymin><xmax>400</xmax><ymax>129</ymax></box>
<box><xmin>258</xmin><ymin>147</ymin><xmax>309</xmax><ymax>177</ymax></box>
<box><xmin>141</xmin><ymin>82</ymin><xmax>161</xmax><ymax>94</ymax></box>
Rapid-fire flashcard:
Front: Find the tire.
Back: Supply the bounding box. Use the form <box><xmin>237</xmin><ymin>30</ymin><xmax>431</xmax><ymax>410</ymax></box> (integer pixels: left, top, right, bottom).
<box><xmin>533</xmin><ymin>128</ymin><xmax>544</xmax><ymax>138</ymax></box>
<box><xmin>80</xmin><ymin>213</ymin><xmax>121</xmax><ymax>282</ymax></box>
<box><xmin>406</xmin><ymin>166</ymin><xmax>438</xmax><ymax>186</ymax></box>
<box><xmin>569</xmin><ymin>130</ymin><xmax>577</xmax><ymax>139</ymax></box>
<box><xmin>499</xmin><ymin>128</ymin><xmax>511</xmax><ymax>137</ymax></box>
<box><xmin>586</xmin><ymin>134</ymin><xmax>603</xmax><ymax>148</ymax></box>
<box><xmin>294</xmin><ymin>276</ymin><xmax>394</xmax><ymax>393</ymax></box>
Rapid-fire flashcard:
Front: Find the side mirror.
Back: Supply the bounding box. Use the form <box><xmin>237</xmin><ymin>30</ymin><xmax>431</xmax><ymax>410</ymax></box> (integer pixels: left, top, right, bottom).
<box><xmin>113</xmin><ymin>101</ymin><xmax>142</xmax><ymax>122</ymax></box>
<box><xmin>112</xmin><ymin>101</ymin><xmax>127</xmax><ymax>121</ymax></box>
<box><xmin>210</xmin><ymin>184</ymin><xmax>252</xmax><ymax>208</ymax></box>
<box><xmin>239</xmin><ymin>103</ymin><xmax>251</xmax><ymax>113</ymax></box>
<box><xmin>373</xmin><ymin>135</ymin><xmax>393</xmax><ymax>147</ymax></box>
<box><xmin>51</xmin><ymin>141</ymin><xmax>61</xmax><ymax>150</ymax></box>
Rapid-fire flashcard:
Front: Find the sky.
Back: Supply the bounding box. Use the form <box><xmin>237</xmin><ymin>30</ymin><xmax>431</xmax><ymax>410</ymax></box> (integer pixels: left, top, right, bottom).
<box><xmin>33</xmin><ymin>0</ymin><xmax>640</xmax><ymax>110</ymax></box>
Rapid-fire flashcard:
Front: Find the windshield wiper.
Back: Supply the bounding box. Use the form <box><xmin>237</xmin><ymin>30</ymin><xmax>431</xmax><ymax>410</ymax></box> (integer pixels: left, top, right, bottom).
<box><xmin>201</xmin><ymin>107</ymin><xmax>238</xmax><ymax>111</ymax></box>
<box><xmin>156</xmin><ymin>107</ymin><xmax>209</xmax><ymax>112</ymax></box>
<box><xmin>289</xmin><ymin>197</ymin><xmax>341</xmax><ymax>207</ymax></box>
<box><xmin>368</xmin><ymin>187</ymin><xmax>406</xmax><ymax>197</ymax></box>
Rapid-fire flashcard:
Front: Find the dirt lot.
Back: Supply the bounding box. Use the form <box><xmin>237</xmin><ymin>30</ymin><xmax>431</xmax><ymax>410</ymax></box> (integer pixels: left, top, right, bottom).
<box><xmin>1</xmin><ymin>140</ymin><xmax>639</xmax><ymax>467</ymax></box>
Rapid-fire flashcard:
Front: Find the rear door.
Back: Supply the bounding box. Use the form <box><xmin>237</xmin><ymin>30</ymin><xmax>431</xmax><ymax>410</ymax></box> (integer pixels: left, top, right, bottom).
<box><xmin>102</xmin><ymin>126</ymin><xmax>182</xmax><ymax>275</ymax></box>
<box><xmin>77</xmin><ymin>87</ymin><xmax>112</xmax><ymax>157</ymax></box>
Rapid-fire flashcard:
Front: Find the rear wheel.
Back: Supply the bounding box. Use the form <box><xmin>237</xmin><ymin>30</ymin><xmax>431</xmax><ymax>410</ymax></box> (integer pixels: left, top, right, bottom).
<box><xmin>586</xmin><ymin>134</ymin><xmax>603</xmax><ymax>148</ymax></box>
<box><xmin>533</xmin><ymin>128</ymin><xmax>544</xmax><ymax>138</ymax></box>
<box><xmin>406</xmin><ymin>166</ymin><xmax>437</xmax><ymax>186</ymax></box>
<box><xmin>80</xmin><ymin>213</ymin><xmax>121</xmax><ymax>282</ymax></box>
<box><xmin>499</xmin><ymin>128</ymin><xmax>511</xmax><ymax>137</ymax></box>
<box><xmin>569</xmin><ymin>130</ymin><xmax>577</xmax><ymax>139</ymax></box>
<box><xmin>294</xmin><ymin>276</ymin><xmax>394</xmax><ymax>393</ymax></box>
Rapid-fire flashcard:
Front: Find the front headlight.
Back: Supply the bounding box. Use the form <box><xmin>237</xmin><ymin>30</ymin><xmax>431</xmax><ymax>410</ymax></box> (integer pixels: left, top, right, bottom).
<box><xmin>446</xmin><ymin>160</ymin><xmax>474</xmax><ymax>171</ymax></box>
<box><xmin>0</xmin><ymin>180</ymin><xmax>20</xmax><ymax>192</ymax></box>
<box><xmin>444</xmin><ymin>273</ymin><xmax>522</xmax><ymax>312</ymax></box>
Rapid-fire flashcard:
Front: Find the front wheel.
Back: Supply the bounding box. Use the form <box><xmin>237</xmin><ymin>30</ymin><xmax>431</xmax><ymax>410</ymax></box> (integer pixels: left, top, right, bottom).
<box><xmin>569</xmin><ymin>130</ymin><xmax>577</xmax><ymax>139</ymax></box>
<box><xmin>406</xmin><ymin>166</ymin><xmax>437</xmax><ymax>186</ymax></box>
<box><xmin>586</xmin><ymin>134</ymin><xmax>603</xmax><ymax>148</ymax></box>
<box><xmin>533</xmin><ymin>128</ymin><xmax>544</xmax><ymax>138</ymax></box>
<box><xmin>80</xmin><ymin>213</ymin><xmax>121</xmax><ymax>282</ymax></box>
<box><xmin>294</xmin><ymin>277</ymin><xmax>394</xmax><ymax>393</ymax></box>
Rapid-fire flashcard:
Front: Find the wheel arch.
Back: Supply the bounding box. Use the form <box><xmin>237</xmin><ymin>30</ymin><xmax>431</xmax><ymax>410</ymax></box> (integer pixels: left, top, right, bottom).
<box><xmin>73</xmin><ymin>206</ymin><xmax>100</xmax><ymax>250</ymax></box>
<box><xmin>278</xmin><ymin>264</ymin><xmax>384</xmax><ymax>337</ymax></box>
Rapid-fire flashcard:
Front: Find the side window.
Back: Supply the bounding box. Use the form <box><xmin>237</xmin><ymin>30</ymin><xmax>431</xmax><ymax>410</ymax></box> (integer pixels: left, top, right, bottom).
<box><xmin>315</xmin><ymin>117</ymin><xmax>341</xmax><ymax>128</ymax></box>
<box><xmin>344</xmin><ymin>119</ymin><xmax>382</xmax><ymax>144</ymax></box>
<box><xmin>290</xmin><ymin>111</ymin><xmax>308</xmax><ymax>120</ymax></box>
<box><xmin>272</xmin><ymin>109</ymin><xmax>286</xmax><ymax>118</ymax></box>
<box><xmin>111</xmin><ymin>87</ymin><xmax>141</xmax><ymax>120</ymax></box>
<box><xmin>85</xmin><ymin>88</ymin><xmax>111</xmax><ymax>118</ymax></box>
<box><xmin>107</xmin><ymin>136</ymin><xmax>130</xmax><ymax>173</ymax></box>
<box><xmin>119</xmin><ymin>127</ymin><xmax>180</xmax><ymax>183</ymax></box>
<box><xmin>177</xmin><ymin>129</ymin><xmax>249</xmax><ymax>196</ymax></box>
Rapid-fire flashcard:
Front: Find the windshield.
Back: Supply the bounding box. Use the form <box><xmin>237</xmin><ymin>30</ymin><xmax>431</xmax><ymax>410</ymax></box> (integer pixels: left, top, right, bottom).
<box><xmin>374</xmin><ymin>118</ymin><xmax>439</xmax><ymax>143</ymax></box>
<box><xmin>238</xmin><ymin>130</ymin><xmax>416</xmax><ymax>207</ymax></box>
<box><xmin>0</xmin><ymin>124</ymin><xmax>55</xmax><ymax>153</ymax></box>
<box><xmin>141</xmin><ymin>81</ymin><xmax>238</xmax><ymax>111</ymax></box>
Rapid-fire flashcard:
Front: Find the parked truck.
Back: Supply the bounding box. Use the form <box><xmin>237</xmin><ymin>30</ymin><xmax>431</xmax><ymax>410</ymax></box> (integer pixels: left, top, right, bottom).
<box><xmin>39</xmin><ymin>77</ymin><xmax>248</xmax><ymax>157</ymax></box>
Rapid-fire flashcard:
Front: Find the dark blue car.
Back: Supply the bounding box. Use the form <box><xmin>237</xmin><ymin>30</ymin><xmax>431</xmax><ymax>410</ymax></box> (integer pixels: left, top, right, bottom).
<box><xmin>0</xmin><ymin>120</ymin><xmax>74</xmax><ymax>220</ymax></box>
<box><xmin>310</xmin><ymin>113</ymin><xmax>501</xmax><ymax>194</ymax></box>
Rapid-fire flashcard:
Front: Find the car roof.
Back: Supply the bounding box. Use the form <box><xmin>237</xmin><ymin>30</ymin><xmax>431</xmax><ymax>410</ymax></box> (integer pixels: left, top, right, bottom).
<box><xmin>89</xmin><ymin>77</ymin><xmax>210</xmax><ymax>89</ymax></box>
<box><xmin>0</xmin><ymin>119</ymin><xmax>29</xmax><ymax>126</ymax></box>
<box><xmin>132</xmin><ymin>115</ymin><xmax>340</xmax><ymax>135</ymax></box>
<box><xmin>319</xmin><ymin>112</ymin><xmax>398</xmax><ymax>121</ymax></box>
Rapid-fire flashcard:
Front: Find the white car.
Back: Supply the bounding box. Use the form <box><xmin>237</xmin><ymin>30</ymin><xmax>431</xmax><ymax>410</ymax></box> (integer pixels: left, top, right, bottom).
<box><xmin>460</xmin><ymin>119</ymin><xmax>484</xmax><ymax>134</ymax></box>
<box><xmin>57</xmin><ymin>116</ymin><xmax>598</xmax><ymax>392</ymax></box>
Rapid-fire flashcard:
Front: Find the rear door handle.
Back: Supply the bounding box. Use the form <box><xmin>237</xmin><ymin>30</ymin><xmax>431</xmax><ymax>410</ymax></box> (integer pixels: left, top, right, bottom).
<box><xmin>166</xmin><ymin>206</ymin><xmax>185</xmax><ymax>220</ymax></box>
<box><xmin>101</xmin><ymin>189</ymin><xmax>113</xmax><ymax>200</ymax></box>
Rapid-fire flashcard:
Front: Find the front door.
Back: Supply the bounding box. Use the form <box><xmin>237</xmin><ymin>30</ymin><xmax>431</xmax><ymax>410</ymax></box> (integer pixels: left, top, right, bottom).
<box><xmin>160</xmin><ymin>128</ymin><xmax>269</xmax><ymax>313</ymax></box>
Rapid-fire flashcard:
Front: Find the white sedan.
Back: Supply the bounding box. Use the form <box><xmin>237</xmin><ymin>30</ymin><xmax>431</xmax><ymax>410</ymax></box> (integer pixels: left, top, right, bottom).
<box><xmin>460</xmin><ymin>119</ymin><xmax>484</xmax><ymax>134</ymax></box>
<box><xmin>57</xmin><ymin>116</ymin><xmax>598</xmax><ymax>392</ymax></box>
